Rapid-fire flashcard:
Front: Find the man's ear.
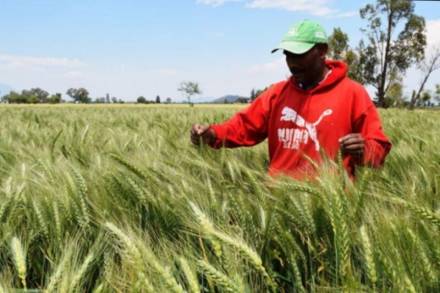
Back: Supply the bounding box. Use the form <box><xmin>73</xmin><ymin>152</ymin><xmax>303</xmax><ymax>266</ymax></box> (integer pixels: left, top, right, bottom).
<box><xmin>317</xmin><ymin>44</ymin><xmax>328</xmax><ymax>58</ymax></box>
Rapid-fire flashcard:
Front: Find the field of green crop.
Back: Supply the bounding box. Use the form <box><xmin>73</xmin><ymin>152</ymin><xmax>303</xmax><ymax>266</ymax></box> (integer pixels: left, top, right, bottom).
<box><xmin>0</xmin><ymin>104</ymin><xmax>439</xmax><ymax>292</ymax></box>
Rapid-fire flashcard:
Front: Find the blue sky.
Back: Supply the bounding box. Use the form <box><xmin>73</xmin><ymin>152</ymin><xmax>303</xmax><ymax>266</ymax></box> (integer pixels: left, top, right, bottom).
<box><xmin>0</xmin><ymin>0</ymin><xmax>439</xmax><ymax>101</ymax></box>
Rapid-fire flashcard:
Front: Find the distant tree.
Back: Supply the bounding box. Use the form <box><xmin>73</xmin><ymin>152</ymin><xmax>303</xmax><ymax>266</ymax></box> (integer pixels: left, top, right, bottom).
<box><xmin>178</xmin><ymin>81</ymin><xmax>201</xmax><ymax>105</ymax></box>
<box><xmin>250</xmin><ymin>87</ymin><xmax>267</xmax><ymax>101</ymax></box>
<box><xmin>21</xmin><ymin>90</ymin><xmax>39</xmax><ymax>103</ymax></box>
<box><xmin>137</xmin><ymin>96</ymin><xmax>147</xmax><ymax>104</ymax></box>
<box><xmin>385</xmin><ymin>74</ymin><xmax>405</xmax><ymax>107</ymax></box>
<box><xmin>165</xmin><ymin>97</ymin><xmax>172</xmax><ymax>104</ymax></box>
<box><xmin>105</xmin><ymin>94</ymin><xmax>110</xmax><ymax>104</ymax></box>
<box><xmin>111</xmin><ymin>97</ymin><xmax>118</xmax><ymax>103</ymax></box>
<box><xmin>21</xmin><ymin>88</ymin><xmax>49</xmax><ymax>103</ymax></box>
<box><xmin>48</xmin><ymin>93</ymin><xmax>62</xmax><ymax>104</ymax></box>
<box><xmin>328</xmin><ymin>28</ymin><xmax>364</xmax><ymax>82</ymax></box>
<box><xmin>434</xmin><ymin>84</ymin><xmax>440</xmax><ymax>105</ymax></box>
<box><xmin>328</xmin><ymin>28</ymin><xmax>349</xmax><ymax>60</ymax></box>
<box><xmin>409</xmin><ymin>47</ymin><xmax>440</xmax><ymax>109</ymax></box>
<box><xmin>2</xmin><ymin>91</ymin><xmax>26</xmax><ymax>103</ymax></box>
<box><xmin>156</xmin><ymin>95</ymin><xmax>161</xmax><ymax>104</ymax></box>
<box><xmin>94</xmin><ymin>97</ymin><xmax>106</xmax><ymax>103</ymax></box>
<box><xmin>66</xmin><ymin>88</ymin><xmax>90</xmax><ymax>103</ymax></box>
<box><xmin>359</xmin><ymin>0</ymin><xmax>426</xmax><ymax>107</ymax></box>
<box><xmin>250</xmin><ymin>88</ymin><xmax>257</xmax><ymax>101</ymax></box>
<box><xmin>236</xmin><ymin>97</ymin><xmax>249</xmax><ymax>103</ymax></box>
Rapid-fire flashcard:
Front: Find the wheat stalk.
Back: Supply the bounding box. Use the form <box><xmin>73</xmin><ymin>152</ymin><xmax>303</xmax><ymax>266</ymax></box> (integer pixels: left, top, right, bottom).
<box><xmin>179</xmin><ymin>256</ymin><xmax>200</xmax><ymax>293</ymax></box>
<box><xmin>197</xmin><ymin>259</ymin><xmax>239</xmax><ymax>293</ymax></box>
<box><xmin>190</xmin><ymin>202</ymin><xmax>275</xmax><ymax>289</ymax></box>
<box><xmin>360</xmin><ymin>226</ymin><xmax>377</xmax><ymax>285</ymax></box>
<box><xmin>71</xmin><ymin>167</ymin><xmax>90</xmax><ymax>227</ymax></box>
<box><xmin>32</xmin><ymin>199</ymin><xmax>49</xmax><ymax>237</ymax></box>
<box><xmin>142</xmin><ymin>247</ymin><xmax>185</xmax><ymax>293</ymax></box>
<box><xmin>10</xmin><ymin>236</ymin><xmax>27</xmax><ymax>289</ymax></box>
<box><xmin>71</xmin><ymin>252</ymin><xmax>95</xmax><ymax>290</ymax></box>
<box><xmin>406</xmin><ymin>228</ymin><xmax>436</xmax><ymax>283</ymax></box>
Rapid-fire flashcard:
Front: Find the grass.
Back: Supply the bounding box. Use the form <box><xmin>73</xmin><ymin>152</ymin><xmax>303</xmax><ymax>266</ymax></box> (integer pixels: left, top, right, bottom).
<box><xmin>0</xmin><ymin>104</ymin><xmax>438</xmax><ymax>291</ymax></box>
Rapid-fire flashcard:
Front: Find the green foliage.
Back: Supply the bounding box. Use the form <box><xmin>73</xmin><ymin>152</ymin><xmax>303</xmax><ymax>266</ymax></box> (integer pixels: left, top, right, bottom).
<box><xmin>0</xmin><ymin>104</ymin><xmax>439</xmax><ymax>291</ymax></box>
<box><xmin>137</xmin><ymin>96</ymin><xmax>147</xmax><ymax>104</ymax></box>
<box><xmin>178</xmin><ymin>81</ymin><xmax>201</xmax><ymax>105</ymax></box>
<box><xmin>66</xmin><ymin>88</ymin><xmax>91</xmax><ymax>104</ymax></box>
<box><xmin>328</xmin><ymin>28</ymin><xmax>365</xmax><ymax>83</ymax></box>
<box><xmin>328</xmin><ymin>28</ymin><xmax>349</xmax><ymax>60</ymax></box>
<box><xmin>359</xmin><ymin>0</ymin><xmax>426</xmax><ymax>107</ymax></box>
<box><xmin>250</xmin><ymin>87</ymin><xmax>267</xmax><ymax>101</ymax></box>
<box><xmin>2</xmin><ymin>88</ymin><xmax>59</xmax><ymax>104</ymax></box>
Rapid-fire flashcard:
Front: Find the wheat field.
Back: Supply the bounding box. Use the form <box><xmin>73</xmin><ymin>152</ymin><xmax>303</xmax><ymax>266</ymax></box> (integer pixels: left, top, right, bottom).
<box><xmin>0</xmin><ymin>105</ymin><xmax>439</xmax><ymax>292</ymax></box>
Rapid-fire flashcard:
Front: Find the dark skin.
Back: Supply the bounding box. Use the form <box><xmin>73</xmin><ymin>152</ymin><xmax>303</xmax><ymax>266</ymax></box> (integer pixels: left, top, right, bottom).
<box><xmin>191</xmin><ymin>44</ymin><xmax>365</xmax><ymax>160</ymax></box>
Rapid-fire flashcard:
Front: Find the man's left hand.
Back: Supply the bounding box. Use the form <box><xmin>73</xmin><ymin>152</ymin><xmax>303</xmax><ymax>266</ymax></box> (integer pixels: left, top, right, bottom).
<box><xmin>339</xmin><ymin>133</ymin><xmax>365</xmax><ymax>159</ymax></box>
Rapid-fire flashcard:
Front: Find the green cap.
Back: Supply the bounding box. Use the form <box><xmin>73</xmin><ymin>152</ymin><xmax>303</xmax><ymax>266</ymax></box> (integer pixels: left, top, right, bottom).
<box><xmin>272</xmin><ymin>20</ymin><xmax>328</xmax><ymax>54</ymax></box>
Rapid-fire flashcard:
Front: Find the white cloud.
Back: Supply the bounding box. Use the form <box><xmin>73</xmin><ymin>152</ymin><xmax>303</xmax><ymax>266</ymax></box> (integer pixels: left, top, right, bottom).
<box><xmin>248</xmin><ymin>57</ymin><xmax>286</xmax><ymax>74</ymax></box>
<box><xmin>247</xmin><ymin>0</ymin><xmax>335</xmax><ymax>16</ymax></box>
<box><xmin>426</xmin><ymin>19</ymin><xmax>440</xmax><ymax>49</ymax></box>
<box><xmin>0</xmin><ymin>53</ymin><xmax>86</xmax><ymax>70</ymax></box>
<box><xmin>197</xmin><ymin>0</ymin><xmax>355</xmax><ymax>17</ymax></box>
<box><xmin>0</xmin><ymin>53</ymin><xmax>89</xmax><ymax>98</ymax></box>
<box><xmin>155</xmin><ymin>68</ymin><xmax>179</xmax><ymax>77</ymax></box>
<box><xmin>196</xmin><ymin>0</ymin><xmax>241</xmax><ymax>7</ymax></box>
<box><xmin>328</xmin><ymin>10</ymin><xmax>358</xmax><ymax>18</ymax></box>
<box><xmin>64</xmin><ymin>71</ymin><xmax>85</xmax><ymax>79</ymax></box>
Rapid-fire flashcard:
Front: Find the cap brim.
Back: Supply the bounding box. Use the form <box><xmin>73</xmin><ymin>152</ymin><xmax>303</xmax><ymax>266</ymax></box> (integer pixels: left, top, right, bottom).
<box><xmin>271</xmin><ymin>41</ymin><xmax>315</xmax><ymax>55</ymax></box>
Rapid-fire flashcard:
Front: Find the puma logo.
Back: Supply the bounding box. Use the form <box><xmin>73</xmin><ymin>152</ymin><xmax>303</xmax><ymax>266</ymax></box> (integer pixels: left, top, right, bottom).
<box><xmin>279</xmin><ymin>107</ymin><xmax>333</xmax><ymax>151</ymax></box>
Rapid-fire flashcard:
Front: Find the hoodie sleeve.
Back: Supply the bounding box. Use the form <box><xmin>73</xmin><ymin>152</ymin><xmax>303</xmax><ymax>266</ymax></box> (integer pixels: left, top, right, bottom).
<box><xmin>350</xmin><ymin>85</ymin><xmax>392</xmax><ymax>168</ymax></box>
<box><xmin>209</xmin><ymin>85</ymin><xmax>276</xmax><ymax>148</ymax></box>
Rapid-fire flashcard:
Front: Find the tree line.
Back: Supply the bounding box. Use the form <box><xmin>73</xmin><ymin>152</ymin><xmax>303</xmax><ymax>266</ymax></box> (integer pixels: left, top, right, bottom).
<box><xmin>0</xmin><ymin>87</ymin><xmax>173</xmax><ymax>104</ymax></box>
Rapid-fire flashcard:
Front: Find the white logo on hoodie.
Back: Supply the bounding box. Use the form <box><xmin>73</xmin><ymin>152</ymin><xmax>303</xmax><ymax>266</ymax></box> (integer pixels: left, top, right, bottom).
<box><xmin>278</xmin><ymin>107</ymin><xmax>333</xmax><ymax>151</ymax></box>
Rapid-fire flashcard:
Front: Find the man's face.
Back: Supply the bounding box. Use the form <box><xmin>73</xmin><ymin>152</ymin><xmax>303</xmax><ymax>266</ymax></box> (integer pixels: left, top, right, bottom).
<box><xmin>284</xmin><ymin>45</ymin><xmax>326</xmax><ymax>86</ymax></box>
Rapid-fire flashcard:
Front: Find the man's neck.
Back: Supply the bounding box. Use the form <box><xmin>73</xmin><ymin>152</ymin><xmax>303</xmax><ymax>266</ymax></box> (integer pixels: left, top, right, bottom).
<box><xmin>299</xmin><ymin>66</ymin><xmax>330</xmax><ymax>90</ymax></box>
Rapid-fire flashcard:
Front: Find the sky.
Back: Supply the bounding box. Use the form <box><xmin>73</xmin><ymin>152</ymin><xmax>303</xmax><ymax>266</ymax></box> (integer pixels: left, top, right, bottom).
<box><xmin>0</xmin><ymin>0</ymin><xmax>439</xmax><ymax>102</ymax></box>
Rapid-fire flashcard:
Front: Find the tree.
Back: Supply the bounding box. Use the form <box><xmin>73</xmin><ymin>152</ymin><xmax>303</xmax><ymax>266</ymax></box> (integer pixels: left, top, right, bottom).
<box><xmin>66</xmin><ymin>88</ymin><xmax>90</xmax><ymax>103</ymax></box>
<box><xmin>236</xmin><ymin>97</ymin><xmax>250</xmax><ymax>104</ymax></box>
<box><xmin>250</xmin><ymin>88</ymin><xmax>257</xmax><ymax>101</ymax></box>
<box><xmin>137</xmin><ymin>96</ymin><xmax>147</xmax><ymax>104</ymax></box>
<box><xmin>409</xmin><ymin>47</ymin><xmax>440</xmax><ymax>109</ymax></box>
<box><xmin>359</xmin><ymin>0</ymin><xmax>426</xmax><ymax>107</ymax></box>
<box><xmin>433</xmin><ymin>84</ymin><xmax>440</xmax><ymax>106</ymax></box>
<box><xmin>22</xmin><ymin>88</ymin><xmax>49</xmax><ymax>103</ymax></box>
<box><xmin>48</xmin><ymin>93</ymin><xmax>62</xmax><ymax>104</ymax></box>
<box><xmin>328</xmin><ymin>28</ymin><xmax>365</xmax><ymax>83</ymax></box>
<box><xmin>385</xmin><ymin>75</ymin><xmax>405</xmax><ymax>107</ymax></box>
<box><xmin>178</xmin><ymin>81</ymin><xmax>201</xmax><ymax>105</ymax></box>
<box><xmin>250</xmin><ymin>87</ymin><xmax>267</xmax><ymax>102</ymax></box>
<box><xmin>328</xmin><ymin>28</ymin><xmax>349</xmax><ymax>60</ymax></box>
<box><xmin>2</xmin><ymin>91</ymin><xmax>26</xmax><ymax>103</ymax></box>
<box><xmin>156</xmin><ymin>95</ymin><xmax>161</xmax><ymax>104</ymax></box>
<box><xmin>165</xmin><ymin>97</ymin><xmax>172</xmax><ymax>104</ymax></box>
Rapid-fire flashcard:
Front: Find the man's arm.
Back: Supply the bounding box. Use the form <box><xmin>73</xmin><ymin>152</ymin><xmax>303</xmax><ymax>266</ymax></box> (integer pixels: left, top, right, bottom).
<box><xmin>340</xmin><ymin>86</ymin><xmax>392</xmax><ymax>168</ymax></box>
<box><xmin>191</xmin><ymin>85</ymin><xmax>275</xmax><ymax>148</ymax></box>
<box><xmin>351</xmin><ymin>105</ymin><xmax>392</xmax><ymax>167</ymax></box>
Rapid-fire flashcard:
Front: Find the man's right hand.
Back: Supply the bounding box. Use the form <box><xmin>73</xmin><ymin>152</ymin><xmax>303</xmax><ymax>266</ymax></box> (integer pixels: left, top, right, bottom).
<box><xmin>190</xmin><ymin>124</ymin><xmax>216</xmax><ymax>146</ymax></box>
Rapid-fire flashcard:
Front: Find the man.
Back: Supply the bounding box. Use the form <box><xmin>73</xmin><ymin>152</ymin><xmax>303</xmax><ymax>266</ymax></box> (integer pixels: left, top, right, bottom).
<box><xmin>190</xmin><ymin>20</ymin><xmax>391</xmax><ymax>179</ymax></box>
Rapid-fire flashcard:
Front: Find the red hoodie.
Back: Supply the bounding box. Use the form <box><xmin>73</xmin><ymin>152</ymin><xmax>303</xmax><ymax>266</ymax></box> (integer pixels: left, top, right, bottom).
<box><xmin>209</xmin><ymin>60</ymin><xmax>392</xmax><ymax>179</ymax></box>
